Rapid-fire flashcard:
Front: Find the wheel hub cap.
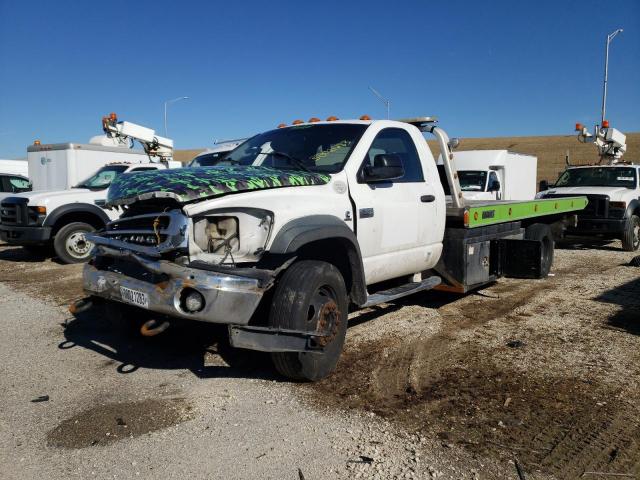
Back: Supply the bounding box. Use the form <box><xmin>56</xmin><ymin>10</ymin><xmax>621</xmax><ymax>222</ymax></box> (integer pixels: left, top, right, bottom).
<box><xmin>66</xmin><ymin>232</ymin><xmax>93</xmax><ymax>257</ymax></box>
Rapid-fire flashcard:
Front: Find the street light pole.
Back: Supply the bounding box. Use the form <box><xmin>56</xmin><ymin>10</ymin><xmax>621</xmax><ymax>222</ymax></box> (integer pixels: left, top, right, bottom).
<box><xmin>368</xmin><ymin>86</ymin><xmax>391</xmax><ymax>119</ymax></box>
<box><xmin>601</xmin><ymin>29</ymin><xmax>623</xmax><ymax>126</ymax></box>
<box><xmin>163</xmin><ymin>96</ymin><xmax>189</xmax><ymax>136</ymax></box>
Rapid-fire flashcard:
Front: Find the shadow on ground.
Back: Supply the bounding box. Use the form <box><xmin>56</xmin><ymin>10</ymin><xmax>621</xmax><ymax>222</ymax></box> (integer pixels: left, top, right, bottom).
<box><xmin>596</xmin><ymin>275</ymin><xmax>640</xmax><ymax>336</ymax></box>
<box><xmin>0</xmin><ymin>245</ymin><xmax>62</xmax><ymax>264</ymax></box>
<box><xmin>61</xmin><ymin>302</ymin><xmax>282</xmax><ymax>380</ymax></box>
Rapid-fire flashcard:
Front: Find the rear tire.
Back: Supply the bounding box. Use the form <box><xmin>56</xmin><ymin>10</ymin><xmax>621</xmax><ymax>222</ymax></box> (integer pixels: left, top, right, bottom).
<box><xmin>269</xmin><ymin>260</ymin><xmax>348</xmax><ymax>381</ymax></box>
<box><xmin>524</xmin><ymin>223</ymin><xmax>554</xmax><ymax>278</ymax></box>
<box><xmin>53</xmin><ymin>222</ymin><xmax>96</xmax><ymax>264</ymax></box>
<box><xmin>621</xmin><ymin>214</ymin><xmax>640</xmax><ymax>252</ymax></box>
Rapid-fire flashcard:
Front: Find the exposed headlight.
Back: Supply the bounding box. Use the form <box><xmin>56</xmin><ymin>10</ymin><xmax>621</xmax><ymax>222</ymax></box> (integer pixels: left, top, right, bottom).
<box><xmin>192</xmin><ymin>209</ymin><xmax>273</xmax><ymax>262</ymax></box>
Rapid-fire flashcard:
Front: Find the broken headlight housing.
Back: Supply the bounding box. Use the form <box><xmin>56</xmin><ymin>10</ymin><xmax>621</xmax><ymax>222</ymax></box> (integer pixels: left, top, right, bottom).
<box><xmin>191</xmin><ymin>208</ymin><xmax>274</xmax><ymax>264</ymax></box>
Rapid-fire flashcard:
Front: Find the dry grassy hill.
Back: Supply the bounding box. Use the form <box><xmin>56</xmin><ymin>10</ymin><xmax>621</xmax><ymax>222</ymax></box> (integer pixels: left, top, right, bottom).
<box><xmin>175</xmin><ymin>132</ymin><xmax>640</xmax><ymax>184</ymax></box>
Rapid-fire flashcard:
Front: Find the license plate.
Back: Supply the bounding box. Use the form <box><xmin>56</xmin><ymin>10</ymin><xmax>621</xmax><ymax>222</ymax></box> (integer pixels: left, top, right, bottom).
<box><xmin>119</xmin><ymin>286</ymin><xmax>149</xmax><ymax>308</ymax></box>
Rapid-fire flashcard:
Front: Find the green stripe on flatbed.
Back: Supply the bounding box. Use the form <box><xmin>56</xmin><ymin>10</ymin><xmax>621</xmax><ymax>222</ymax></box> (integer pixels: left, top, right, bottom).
<box><xmin>447</xmin><ymin>196</ymin><xmax>588</xmax><ymax>228</ymax></box>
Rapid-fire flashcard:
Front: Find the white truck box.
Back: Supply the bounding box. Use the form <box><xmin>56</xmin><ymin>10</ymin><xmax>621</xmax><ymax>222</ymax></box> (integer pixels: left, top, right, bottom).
<box><xmin>0</xmin><ymin>159</ymin><xmax>29</xmax><ymax>177</ymax></box>
<box><xmin>439</xmin><ymin>150</ymin><xmax>537</xmax><ymax>201</ymax></box>
<box><xmin>27</xmin><ymin>142</ymin><xmax>153</xmax><ymax>191</ymax></box>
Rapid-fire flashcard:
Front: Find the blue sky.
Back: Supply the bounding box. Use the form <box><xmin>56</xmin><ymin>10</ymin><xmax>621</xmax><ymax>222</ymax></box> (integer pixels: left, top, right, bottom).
<box><xmin>1</xmin><ymin>0</ymin><xmax>638</xmax><ymax>158</ymax></box>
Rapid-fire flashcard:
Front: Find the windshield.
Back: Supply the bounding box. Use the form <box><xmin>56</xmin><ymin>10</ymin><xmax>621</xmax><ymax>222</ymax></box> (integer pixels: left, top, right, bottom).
<box><xmin>555</xmin><ymin>167</ymin><xmax>637</xmax><ymax>188</ymax></box>
<box><xmin>458</xmin><ymin>170</ymin><xmax>488</xmax><ymax>191</ymax></box>
<box><xmin>225</xmin><ymin>124</ymin><xmax>368</xmax><ymax>173</ymax></box>
<box><xmin>189</xmin><ymin>151</ymin><xmax>231</xmax><ymax>167</ymax></box>
<box><xmin>74</xmin><ymin>165</ymin><xmax>129</xmax><ymax>189</ymax></box>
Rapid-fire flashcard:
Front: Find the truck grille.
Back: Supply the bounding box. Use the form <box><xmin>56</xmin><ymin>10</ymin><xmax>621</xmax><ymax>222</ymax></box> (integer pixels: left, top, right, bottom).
<box><xmin>104</xmin><ymin>213</ymin><xmax>173</xmax><ymax>246</ymax></box>
<box><xmin>0</xmin><ymin>200</ymin><xmax>27</xmax><ymax>226</ymax></box>
<box><xmin>92</xmin><ymin>209</ymin><xmax>188</xmax><ymax>255</ymax></box>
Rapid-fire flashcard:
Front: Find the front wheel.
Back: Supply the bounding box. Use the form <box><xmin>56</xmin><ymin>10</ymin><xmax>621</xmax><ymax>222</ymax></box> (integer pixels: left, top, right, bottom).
<box><xmin>53</xmin><ymin>222</ymin><xmax>96</xmax><ymax>264</ymax></box>
<box><xmin>621</xmin><ymin>215</ymin><xmax>640</xmax><ymax>252</ymax></box>
<box><xmin>268</xmin><ymin>260</ymin><xmax>348</xmax><ymax>381</ymax></box>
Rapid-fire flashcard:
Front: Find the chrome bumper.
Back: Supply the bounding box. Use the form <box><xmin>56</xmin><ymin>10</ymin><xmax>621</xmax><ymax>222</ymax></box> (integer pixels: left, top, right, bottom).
<box><xmin>83</xmin><ymin>248</ymin><xmax>267</xmax><ymax>325</ymax></box>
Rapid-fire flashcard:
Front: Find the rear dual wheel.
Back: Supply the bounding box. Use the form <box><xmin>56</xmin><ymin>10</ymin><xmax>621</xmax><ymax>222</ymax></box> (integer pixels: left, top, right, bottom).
<box><xmin>525</xmin><ymin>223</ymin><xmax>554</xmax><ymax>278</ymax></box>
<box><xmin>268</xmin><ymin>260</ymin><xmax>348</xmax><ymax>381</ymax></box>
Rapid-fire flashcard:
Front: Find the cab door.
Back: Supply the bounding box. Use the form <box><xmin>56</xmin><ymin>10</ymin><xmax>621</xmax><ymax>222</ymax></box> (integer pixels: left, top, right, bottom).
<box><xmin>346</xmin><ymin>126</ymin><xmax>441</xmax><ymax>285</ymax></box>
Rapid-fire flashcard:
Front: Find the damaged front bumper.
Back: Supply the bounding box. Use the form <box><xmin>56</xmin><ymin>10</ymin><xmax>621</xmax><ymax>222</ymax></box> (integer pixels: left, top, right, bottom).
<box><xmin>83</xmin><ymin>246</ymin><xmax>274</xmax><ymax>325</ymax></box>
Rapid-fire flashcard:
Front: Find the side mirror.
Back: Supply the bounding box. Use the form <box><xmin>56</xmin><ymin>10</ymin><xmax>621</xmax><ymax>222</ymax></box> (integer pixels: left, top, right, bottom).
<box><xmin>362</xmin><ymin>154</ymin><xmax>405</xmax><ymax>182</ymax></box>
<box><xmin>539</xmin><ymin>180</ymin><xmax>550</xmax><ymax>192</ymax></box>
<box><xmin>488</xmin><ymin>180</ymin><xmax>501</xmax><ymax>192</ymax></box>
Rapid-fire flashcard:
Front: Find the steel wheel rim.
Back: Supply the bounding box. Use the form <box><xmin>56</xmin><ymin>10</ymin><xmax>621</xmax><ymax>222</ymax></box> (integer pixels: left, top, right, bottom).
<box><xmin>65</xmin><ymin>231</ymin><xmax>93</xmax><ymax>258</ymax></box>
<box><xmin>308</xmin><ymin>285</ymin><xmax>341</xmax><ymax>347</ymax></box>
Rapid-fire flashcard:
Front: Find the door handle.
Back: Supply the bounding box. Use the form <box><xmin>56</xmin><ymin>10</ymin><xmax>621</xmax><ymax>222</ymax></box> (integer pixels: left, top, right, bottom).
<box><xmin>420</xmin><ymin>195</ymin><xmax>436</xmax><ymax>203</ymax></box>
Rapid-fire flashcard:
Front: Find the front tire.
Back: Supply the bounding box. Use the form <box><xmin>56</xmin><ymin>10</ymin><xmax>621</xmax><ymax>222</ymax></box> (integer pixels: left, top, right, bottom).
<box><xmin>53</xmin><ymin>222</ymin><xmax>96</xmax><ymax>264</ymax></box>
<box><xmin>269</xmin><ymin>260</ymin><xmax>348</xmax><ymax>381</ymax></box>
<box><xmin>621</xmin><ymin>214</ymin><xmax>640</xmax><ymax>252</ymax></box>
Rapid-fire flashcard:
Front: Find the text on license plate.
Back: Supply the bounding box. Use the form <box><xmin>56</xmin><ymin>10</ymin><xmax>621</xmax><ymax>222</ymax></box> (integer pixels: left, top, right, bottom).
<box><xmin>119</xmin><ymin>286</ymin><xmax>149</xmax><ymax>308</ymax></box>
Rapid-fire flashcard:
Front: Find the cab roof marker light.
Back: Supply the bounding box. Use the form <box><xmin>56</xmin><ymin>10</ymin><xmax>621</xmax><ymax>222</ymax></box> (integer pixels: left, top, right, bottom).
<box><xmin>326</xmin><ymin>116</ymin><xmax>339</xmax><ymax>121</ymax></box>
<box><xmin>308</xmin><ymin>117</ymin><xmax>321</xmax><ymax>123</ymax></box>
<box><xmin>360</xmin><ymin>115</ymin><xmax>371</xmax><ymax>121</ymax></box>
<box><xmin>277</xmin><ymin>123</ymin><xmax>287</xmax><ymax>128</ymax></box>
<box><xmin>292</xmin><ymin>119</ymin><xmax>304</xmax><ymax>125</ymax></box>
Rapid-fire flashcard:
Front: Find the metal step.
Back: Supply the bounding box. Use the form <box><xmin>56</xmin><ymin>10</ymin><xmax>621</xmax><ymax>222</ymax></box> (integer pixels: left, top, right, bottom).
<box><xmin>361</xmin><ymin>276</ymin><xmax>441</xmax><ymax>308</ymax></box>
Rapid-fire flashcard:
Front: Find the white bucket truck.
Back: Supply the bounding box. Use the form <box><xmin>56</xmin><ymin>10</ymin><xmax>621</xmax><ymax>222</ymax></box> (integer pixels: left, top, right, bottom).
<box><xmin>0</xmin><ymin>114</ymin><xmax>181</xmax><ymax>263</ymax></box>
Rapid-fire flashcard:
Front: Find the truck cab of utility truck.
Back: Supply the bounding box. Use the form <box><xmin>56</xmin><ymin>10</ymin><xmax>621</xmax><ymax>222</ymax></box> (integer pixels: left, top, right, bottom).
<box><xmin>437</xmin><ymin>150</ymin><xmax>537</xmax><ymax>201</ymax></box>
<box><xmin>188</xmin><ymin>139</ymin><xmax>247</xmax><ymax>167</ymax></box>
<box><xmin>537</xmin><ymin>164</ymin><xmax>640</xmax><ymax>251</ymax></box>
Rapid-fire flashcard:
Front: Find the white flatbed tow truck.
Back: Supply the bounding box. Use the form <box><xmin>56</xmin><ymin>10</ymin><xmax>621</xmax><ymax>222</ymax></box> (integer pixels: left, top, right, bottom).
<box><xmin>77</xmin><ymin>115</ymin><xmax>587</xmax><ymax>380</ymax></box>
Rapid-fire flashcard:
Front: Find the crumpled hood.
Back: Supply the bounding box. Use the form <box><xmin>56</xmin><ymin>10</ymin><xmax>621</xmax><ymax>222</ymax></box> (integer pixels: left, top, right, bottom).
<box><xmin>107</xmin><ymin>165</ymin><xmax>331</xmax><ymax>206</ymax></box>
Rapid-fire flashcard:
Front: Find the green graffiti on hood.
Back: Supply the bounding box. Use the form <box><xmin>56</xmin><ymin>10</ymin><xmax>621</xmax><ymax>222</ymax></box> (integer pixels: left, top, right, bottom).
<box><xmin>106</xmin><ymin>165</ymin><xmax>331</xmax><ymax>206</ymax></box>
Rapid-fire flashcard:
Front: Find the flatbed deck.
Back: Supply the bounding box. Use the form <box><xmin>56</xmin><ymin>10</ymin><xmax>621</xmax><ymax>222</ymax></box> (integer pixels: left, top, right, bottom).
<box><xmin>446</xmin><ymin>196</ymin><xmax>588</xmax><ymax>228</ymax></box>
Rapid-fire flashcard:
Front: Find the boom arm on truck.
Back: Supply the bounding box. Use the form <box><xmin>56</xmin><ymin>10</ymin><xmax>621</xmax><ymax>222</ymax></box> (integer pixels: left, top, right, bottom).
<box><xmin>102</xmin><ymin>113</ymin><xmax>174</xmax><ymax>162</ymax></box>
<box><xmin>575</xmin><ymin>121</ymin><xmax>627</xmax><ymax>165</ymax></box>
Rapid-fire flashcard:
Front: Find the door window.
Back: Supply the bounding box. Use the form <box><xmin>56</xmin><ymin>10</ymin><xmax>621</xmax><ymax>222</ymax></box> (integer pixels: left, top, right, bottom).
<box><xmin>362</xmin><ymin>128</ymin><xmax>424</xmax><ymax>182</ymax></box>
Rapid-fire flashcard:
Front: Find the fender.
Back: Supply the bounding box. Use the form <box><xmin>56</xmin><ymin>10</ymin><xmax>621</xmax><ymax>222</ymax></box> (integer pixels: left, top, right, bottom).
<box><xmin>624</xmin><ymin>198</ymin><xmax>640</xmax><ymax>219</ymax></box>
<box><xmin>269</xmin><ymin>215</ymin><xmax>367</xmax><ymax>305</ymax></box>
<box><xmin>43</xmin><ymin>203</ymin><xmax>111</xmax><ymax>228</ymax></box>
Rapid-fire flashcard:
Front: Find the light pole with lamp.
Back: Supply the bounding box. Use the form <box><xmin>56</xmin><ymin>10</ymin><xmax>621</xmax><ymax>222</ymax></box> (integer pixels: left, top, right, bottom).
<box><xmin>601</xmin><ymin>29</ymin><xmax>623</xmax><ymax>126</ymax></box>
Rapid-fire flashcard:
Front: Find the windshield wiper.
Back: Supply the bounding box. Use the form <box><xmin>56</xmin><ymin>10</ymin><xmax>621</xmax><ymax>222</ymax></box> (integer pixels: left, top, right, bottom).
<box><xmin>261</xmin><ymin>150</ymin><xmax>311</xmax><ymax>173</ymax></box>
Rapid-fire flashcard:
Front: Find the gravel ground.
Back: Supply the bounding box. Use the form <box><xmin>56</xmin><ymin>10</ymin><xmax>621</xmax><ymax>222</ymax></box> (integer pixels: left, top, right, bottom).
<box><xmin>0</xmin><ymin>242</ymin><xmax>639</xmax><ymax>479</ymax></box>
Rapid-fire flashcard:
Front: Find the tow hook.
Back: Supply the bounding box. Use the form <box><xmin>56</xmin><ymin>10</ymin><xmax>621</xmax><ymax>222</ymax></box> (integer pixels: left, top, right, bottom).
<box><xmin>140</xmin><ymin>318</ymin><xmax>170</xmax><ymax>337</ymax></box>
<box><xmin>69</xmin><ymin>298</ymin><xmax>93</xmax><ymax>314</ymax></box>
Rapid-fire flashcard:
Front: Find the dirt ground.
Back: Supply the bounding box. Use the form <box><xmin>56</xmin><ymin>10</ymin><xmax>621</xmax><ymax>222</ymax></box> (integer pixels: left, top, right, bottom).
<box><xmin>1</xmin><ymin>241</ymin><xmax>639</xmax><ymax>479</ymax></box>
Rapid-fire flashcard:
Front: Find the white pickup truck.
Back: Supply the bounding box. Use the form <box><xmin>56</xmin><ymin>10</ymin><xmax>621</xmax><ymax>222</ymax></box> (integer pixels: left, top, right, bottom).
<box><xmin>537</xmin><ymin>164</ymin><xmax>640</xmax><ymax>251</ymax></box>
<box><xmin>0</xmin><ymin>162</ymin><xmax>173</xmax><ymax>263</ymax></box>
<box><xmin>79</xmin><ymin>116</ymin><xmax>586</xmax><ymax>381</ymax></box>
